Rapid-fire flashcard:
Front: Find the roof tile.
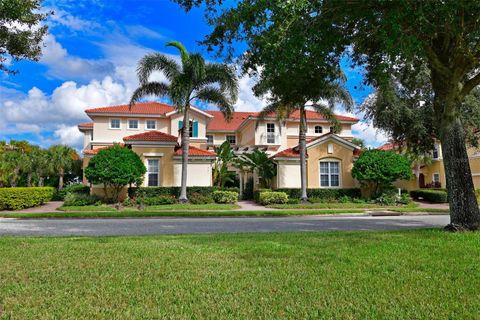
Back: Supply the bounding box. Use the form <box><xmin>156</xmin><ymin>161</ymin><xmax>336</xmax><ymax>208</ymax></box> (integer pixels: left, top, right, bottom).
<box><xmin>174</xmin><ymin>145</ymin><xmax>216</xmax><ymax>157</ymax></box>
<box><xmin>123</xmin><ymin>131</ymin><xmax>178</xmax><ymax>142</ymax></box>
<box><xmin>85</xmin><ymin>102</ymin><xmax>175</xmax><ymax>115</ymax></box>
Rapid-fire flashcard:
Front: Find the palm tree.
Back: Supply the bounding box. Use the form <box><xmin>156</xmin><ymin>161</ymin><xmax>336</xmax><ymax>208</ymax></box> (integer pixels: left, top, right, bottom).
<box><xmin>213</xmin><ymin>141</ymin><xmax>236</xmax><ymax>187</ymax></box>
<box><xmin>235</xmin><ymin>149</ymin><xmax>277</xmax><ymax>189</ymax></box>
<box><xmin>49</xmin><ymin>145</ymin><xmax>78</xmax><ymax>189</ymax></box>
<box><xmin>259</xmin><ymin>79</ymin><xmax>353</xmax><ymax>201</ymax></box>
<box><xmin>130</xmin><ymin>41</ymin><xmax>238</xmax><ymax>202</ymax></box>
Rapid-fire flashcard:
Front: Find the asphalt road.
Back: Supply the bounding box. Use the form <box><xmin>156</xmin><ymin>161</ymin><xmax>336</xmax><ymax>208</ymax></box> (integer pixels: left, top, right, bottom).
<box><xmin>0</xmin><ymin>214</ymin><xmax>450</xmax><ymax>236</ymax></box>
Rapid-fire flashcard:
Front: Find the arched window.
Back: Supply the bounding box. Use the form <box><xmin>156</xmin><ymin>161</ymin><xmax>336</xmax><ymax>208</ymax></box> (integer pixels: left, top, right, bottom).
<box><xmin>319</xmin><ymin>159</ymin><xmax>341</xmax><ymax>187</ymax></box>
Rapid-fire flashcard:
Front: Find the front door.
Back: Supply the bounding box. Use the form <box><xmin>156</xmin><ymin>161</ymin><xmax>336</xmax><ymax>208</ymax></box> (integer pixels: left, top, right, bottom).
<box><xmin>419</xmin><ymin>173</ymin><xmax>425</xmax><ymax>188</ymax></box>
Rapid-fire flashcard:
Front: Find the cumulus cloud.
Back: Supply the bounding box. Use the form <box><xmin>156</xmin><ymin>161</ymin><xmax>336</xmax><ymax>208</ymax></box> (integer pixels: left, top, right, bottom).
<box><xmin>54</xmin><ymin>125</ymin><xmax>84</xmax><ymax>146</ymax></box>
<box><xmin>352</xmin><ymin>121</ymin><xmax>389</xmax><ymax>148</ymax></box>
<box><xmin>234</xmin><ymin>74</ymin><xmax>268</xmax><ymax>111</ymax></box>
<box><xmin>40</xmin><ymin>34</ymin><xmax>114</xmax><ymax>80</ymax></box>
<box><xmin>47</xmin><ymin>8</ymin><xmax>101</xmax><ymax>31</ymax></box>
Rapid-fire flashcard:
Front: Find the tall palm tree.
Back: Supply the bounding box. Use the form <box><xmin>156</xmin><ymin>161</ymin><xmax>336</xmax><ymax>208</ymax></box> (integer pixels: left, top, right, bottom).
<box><xmin>130</xmin><ymin>41</ymin><xmax>238</xmax><ymax>202</ymax></box>
<box><xmin>49</xmin><ymin>145</ymin><xmax>78</xmax><ymax>189</ymax></box>
<box><xmin>259</xmin><ymin>80</ymin><xmax>353</xmax><ymax>201</ymax></box>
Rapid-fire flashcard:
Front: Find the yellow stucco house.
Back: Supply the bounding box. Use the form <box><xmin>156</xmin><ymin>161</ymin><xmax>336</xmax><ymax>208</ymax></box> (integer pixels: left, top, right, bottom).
<box><xmin>78</xmin><ymin>102</ymin><xmax>361</xmax><ymax>194</ymax></box>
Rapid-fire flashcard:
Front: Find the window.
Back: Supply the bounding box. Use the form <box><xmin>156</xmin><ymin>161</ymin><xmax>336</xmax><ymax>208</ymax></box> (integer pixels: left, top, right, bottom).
<box><xmin>128</xmin><ymin>119</ymin><xmax>139</xmax><ymax>130</ymax></box>
<box><xmin>110</xmin><ymin>119</ymin><xmax>120</xmax><ymax>129</ymax></box>
<box><xmin>432</xmin><ymin>144</ymin><xmax>439</xmax><ymax>159</ymax></box>
<box><xmin>146</xmin><ymin>120</ymin><xmax>156</xmax><ymax>130</ymax></box>
<box><xmin>226</xmin><ymin>135</ymin><xmax>236</xmax><ymax>145</ymax></box>
<box><xmin>315</xmin><ymin>126</ymin><xmax>323</xmax><ymax>134</ymax></box>
<box><xmin>329</xmin><ymin>126</ymin><xmax>334</xmax><ymax>133</ymax></box>
<box><xmin>320</xmin><ymin>161</ymin><xmax>340</xmax><ymax>187</ymax></box>
<box><xmin>90</xmin><ymin>131</ymin><xmax>93</xmax><ymax>141</ymax></box>
<box><xmin>266</xmin><ymin>123</ymin><xmax>275</xmax><ymax>143</ymax></box>
<box><xmin>179</xmin><ymin>120</ymin><xmax>198</xmax><ymax>137</ymax></box>
<box><xmin>206</xmin><ymin>135</ymin><xmax>214</xmax><ymax>145</ymax></box>
<box><xmin>433</xmin><ymin>173</ymin><xmax>440</xmax><ymax>183</ymax></box>
<box><xmin>147</xmin><ymin>159</ymin><xmax>159</xmax><ymax>187</ymax></box>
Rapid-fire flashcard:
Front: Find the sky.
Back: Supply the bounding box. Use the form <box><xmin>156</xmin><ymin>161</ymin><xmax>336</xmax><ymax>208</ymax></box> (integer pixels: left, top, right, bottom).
<box><xmin>0</xmin><ymin>0</ymin><xmax>388</xmax><ymax>151</ymax></box>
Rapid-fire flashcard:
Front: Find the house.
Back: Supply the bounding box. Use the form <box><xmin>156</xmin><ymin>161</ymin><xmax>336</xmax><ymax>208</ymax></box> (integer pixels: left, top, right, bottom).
<box><xmin>378</xmin><ymin>141</ymin><xmax>480</xmax><ymax>190</ymax></box>
<box><xmin>78</xmin><ymin>102</ymin><xmax>361</xmax><ymax>195</ymax></box>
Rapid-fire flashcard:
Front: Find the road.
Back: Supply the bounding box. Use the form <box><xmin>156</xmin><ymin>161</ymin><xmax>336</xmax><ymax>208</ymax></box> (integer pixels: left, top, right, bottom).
<box><xmin>0</xmin><ymin>214</ymin><xmax>450</xmax><ymax>236</ymax></box>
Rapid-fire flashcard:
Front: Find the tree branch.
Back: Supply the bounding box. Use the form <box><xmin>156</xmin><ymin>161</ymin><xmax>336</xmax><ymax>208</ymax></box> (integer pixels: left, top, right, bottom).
<box><xmin>461</xmin><ymin>71</ymin><xmax>480</xmax><ymax>97</ymax></box>
<box><xmin>424</xmin><ymin>45</ymin><xmax>452</xmax><ymax>79</ymax></box>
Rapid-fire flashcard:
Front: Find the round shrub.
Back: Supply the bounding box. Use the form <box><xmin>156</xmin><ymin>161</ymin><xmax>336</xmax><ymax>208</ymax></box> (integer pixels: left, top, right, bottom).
<box><xmin>259</xmin><ymin>191</ymin><xmax>289</xmax><ymax>205</ymax></box>
<box><xmin>212</xmin><ymin>190</ymin><xmax>238</xmax><ymax>204</ymax></box>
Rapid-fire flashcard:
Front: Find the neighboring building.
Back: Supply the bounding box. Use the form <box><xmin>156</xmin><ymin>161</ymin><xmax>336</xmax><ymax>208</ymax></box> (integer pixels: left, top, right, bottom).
<box><xmin>378</xmin><ymin>141</ymin><xmax>480</xmax><ymax>190</ymax></box>
<box><xmin>78</xmin><ymin>102</ymin><xmax>361</xmax><ymax>194</ymax></box>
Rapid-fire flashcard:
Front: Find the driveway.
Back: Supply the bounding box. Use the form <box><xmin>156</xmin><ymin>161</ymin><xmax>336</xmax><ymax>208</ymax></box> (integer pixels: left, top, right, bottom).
<box><xmin>0</xmin><ymin>215</ymin><xmax>449</xmax><ymax>236</ymax></box>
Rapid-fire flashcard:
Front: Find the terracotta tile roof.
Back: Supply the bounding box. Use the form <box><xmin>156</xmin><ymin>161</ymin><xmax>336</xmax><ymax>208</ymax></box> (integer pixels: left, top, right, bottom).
<box><xmin>206</xmin><ymin>111</ymin><xmax>258</xmax><ymax>131</ymax></box>
<box><xmin>83</xmin><ymin>144</ymin><xmax>125</xmax><ymax>155</ymax></box>
<box><xmin>85</xmin><ymin>102</ymin><xmax>175</xmax><ymax>115</ymax></box>
<box><xmin>78</xmin><ymin>122</ymin><xmax>93</xmax><ymax>128</ymax></box>
<box><xmin>205</xmin><ymin>110</ymin><xmax>358</xmax><ymax>131</ymax></box>
<box><xmin>123</xmin><ymin>131</ymin><xmax>178</xmax><ymax>142</ymax></box>
<box><xmin>174</xmin><ymin>145</ymin><xmax>216</xmax><ymax>157</ymax></box>
<box><xmin>272</xmin><ymin>147</ymin><xmax>305</xmax><ymax>158</ymax></box>
<box><xmin>378</xmin><ymin>142</ymin><xmax>398</xmax><ymax>151</ymax></box>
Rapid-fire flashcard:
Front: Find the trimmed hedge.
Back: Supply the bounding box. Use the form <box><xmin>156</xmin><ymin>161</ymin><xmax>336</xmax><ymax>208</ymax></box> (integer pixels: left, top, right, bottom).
<box><xmin>276</xmin><ymin>188</ymin><xmax>361</xmax><ymax>200</ymax></box>
<box><xmin>259</xmin><ymin>191</ymin><xmax>289</xmax><ymax>205</ymax></box>
<box><xmin>410</xmin><ymin>189</ymin><xmax>448</xmax><ymax>203</ymax></box>
<box><xmin>212</xmin><ymin>191</ymin><xmax>238</xmax><ymax>204</ymax></box>
<box><xmin>64</xmin><ymin>193</ymin><xmax>101</xmax><ymax>206</ymax></box>
<box><xmin>0</xmin><ymin>187</ymin><xmax>55</xmax><ymax>210</ymax></box>
<box><xmin>128</xmin><ymin>187</ymin><xmax>240</xmax><ymax>199</ymax></box>
<box><xmin>254</xmin><ymin>188</ymin><xmax>272</xmax><ymax>203</ymax></box>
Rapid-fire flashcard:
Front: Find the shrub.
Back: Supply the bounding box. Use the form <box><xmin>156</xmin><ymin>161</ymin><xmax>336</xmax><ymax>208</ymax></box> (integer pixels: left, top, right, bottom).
<box><xmin>410</xmin><ymin>189</ymin><xmax>448</xmax><ymax>203</ymax></box>
<box><xmin>254</xmin><ymin>188</ymin><xmax>272</xmax><ymax>203</ymax></box>
<box><xmin>123</xmin><ymin>197</ymin><xmax>137</xmax><ymax>207</ymax></box>
<box><xmin>212</xmin><ymin>190</ymin><xmax>238</xmax><ymax>204</ymax></box>
<box><xmin>189</xmin><ymin>193</ymin><xmax>214</xmax><ymax>204</ymax></box>
<box><xmin>0</xmin><ymin>187</ymin><xmax>55</xmax><ymax>210</ymax></box>
<box><xmin>374</xmin><ymin>192</ymin><xmax>397</xmax><ymax>206</ymax></box>
<box><xmin>53</xmin><ymin>184</ymin><xmax>90</xmax><ymax>201</ymax></box>
<box><xmin>398</xmin><ymin>193</ymin><xmax>412</xmax><ymax>205</ymax></box>
<box><xmin>276</xmin><ymin>188</ymin><xmax>361</xmax><ymax>200</ymax></box>
<box><xmin>128</xmin><ymin>187</ymin><xmax>240</xmax><ymax>199</ymax></box>
<box><xmin>63</xmin><ymin>193</ymin><xmax>101</xmax><ymax>206</ymax></box>
<box><xmin>259</xmin><ymin>191</ymin><xmax>289</xmax><ymax>205</ymax></box>
<box><xmin>142</xmin><ymin>195</ymin><xmax>178</xmax><ymax>206</ymax></box>
<box><xmin>287</xmin><ymin>198</ymin><xmax>300</xmax><ymax>204</ymax></box>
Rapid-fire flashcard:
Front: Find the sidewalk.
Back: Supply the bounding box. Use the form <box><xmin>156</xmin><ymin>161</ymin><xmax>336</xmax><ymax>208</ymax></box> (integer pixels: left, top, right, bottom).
<box><xmin>414</xmin><ymin>201</ymin><xmax>449</xmax><ymax>210</ymax></box>
<box><xmin>236</xmin><ymin>201</ymin><xmax>276</xmax><ymax>211</ymax></box>
<box><xmin>3</xmin><ymin>201</ymin><xmax>64</xmax><ymax>213</ymax></box>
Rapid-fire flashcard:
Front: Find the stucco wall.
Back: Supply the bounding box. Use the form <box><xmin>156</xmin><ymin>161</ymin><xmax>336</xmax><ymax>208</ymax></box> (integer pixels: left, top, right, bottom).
<box><xmin>255</xmin><ymin>121</ymin><xmax>287</xmax><ymax>146</ymax></box>
<box><xmin>238</xmin><ymin>121</ymin><xmax>256</xmax><ymax>146</ymax></box>
<box><xmin>276</xmin><ymin>161</ymin><xmax>301</xmax><ymax>188</ymax></box>
<box><xmin>92</xmin><ymin>116</ymin><xmax>170</xmax><ymax>143</ymax></box>
<box><xmin>131</xmin><ymin>146</ymin><xmax>177</xmax><ymax>187</ymax></box>
<box><xmin>173</xmin><ymin>161</ymin><xmax>213</xmax><ymax>186</ymax></box>
<box><xmin>170</xmin><ymin>110</ymin><xmax>208</xmax><ymax>139</ymax></box>
<box><xmin>306</xmin><ymin>140</ymin><xmax>357</xmax><ymax>188</ymax></box>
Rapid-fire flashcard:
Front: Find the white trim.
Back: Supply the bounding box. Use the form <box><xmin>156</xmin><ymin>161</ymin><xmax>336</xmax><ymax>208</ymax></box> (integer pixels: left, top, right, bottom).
<box><xmin>432</xmin><ymin>172</ymin><xmax>440</xmax><ymax>183</ymax></box>
<box><xmin>165</xmin><ymin>106</ymin><xmax>214</xmax><ymax>118</ymax></box>
<box><xmin>472</xmin><ymin>173</ymin><xmax>480</xmax><ymax>176</ymax></box>
<box><xmin>145</xmin><ymin>119</ymin><xmax>157</xmax><ymax>130</ymax></box>
<box><xmin>306</xmin><ymin>133</ymin><xmax>359</xmax><ymax>150</ymax></box>
<box><xmin>145</xmin><ymin>158</ymin><xmax>161</xmax><ymax>187</ymax></box>
<box><xmin>87</xmin><ymin>112</ymin><xmax>167</xmax><ymax>118</ymax></box>
<box><xmin>109</xmin><ymin>118</ymin><xmax>121</xmax><ymax>130</ymax></box>
<box><xmin>127</xmin><ymin>118</ymin><xmax>139</xmax><ymax>130</ymax></box>
<box><xmin>274</xmin><ymin>157</ymin><xmax>301</xmax><ymax>161</ymax></box>
<box><xmin>319</xmin><ymin>158</ymin><xmax>342</xmax><ymax>188</ymax></box>
<box><xmin>143</xmin><ymin>152</ymin><xmax>164</xmax><ymax>157</ymax></box>
<box><xmin>124</xmin><ymin>141</ymin><xmax>177</xmax><ymax>146</ymax></box>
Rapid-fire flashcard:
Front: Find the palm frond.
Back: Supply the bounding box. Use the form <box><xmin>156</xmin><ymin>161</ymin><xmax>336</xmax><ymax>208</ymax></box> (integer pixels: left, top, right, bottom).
<box><xmin>311</xmin><ymin>102</ymin><xmax>341</xmax><ymax>133</ymax></box>
<box><xmin>256</xmin><ymin>101</ymin><xmax>293</xmax><ymax>130</ymax></box>
<box><xmin>129</xmin><ymin>82</ymin><xmax>171</xmax><ymax>109</ymax></box>
<box><xmin>166</xmin><ymin>41</ymin><xmax>189</xmax><ymax>64</ymax></box>
<box><xmin>137</xmin><ymin>53</ymin><xmax>181</xmax><ymax>84</ymax></box>
<box><xmin>203</xmin><ymin>63</ymin><xmax>239</xmax><ymax>102</ymax></box>
<box><xmin>185</xmin><ymin>53</ymin><xmax>206</xmax><ymax>82</ymax></box>
<box><xmin>194</xmin><ymin>87</ymin><xmax>234</xmax><ymax>120</ymax></box>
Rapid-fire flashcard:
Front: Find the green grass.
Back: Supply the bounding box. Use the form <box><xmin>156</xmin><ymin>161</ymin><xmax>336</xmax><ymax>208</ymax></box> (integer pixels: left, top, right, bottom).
<box><xmin>0</xmin><ymin>209</ymin><xmax>366</xmax><ymax>219</ymax></box>
<box><xmin>145</xmin><ymin>203</ymin><xmax>240</xmax><ymax>210</ymax></box>
<box><xmin>0</xmin><ymin>230</ymin><xmax>478</xmax><ymax>319</ymax></box>
<box><xmin>58</xmin><ymin>205</ymin><xmax>117</xmax><ymax>212</ymax></box>
<box><xmin>268</xmin><ymin>201</ymin><xmax>420</xmax><ymax>209</ymax></box>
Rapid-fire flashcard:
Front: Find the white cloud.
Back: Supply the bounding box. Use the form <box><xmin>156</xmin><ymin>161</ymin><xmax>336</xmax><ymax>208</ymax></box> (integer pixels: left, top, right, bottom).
<box><xmin>54</xmin><ymin>125</ymin><xmax>84</xmax><ymax>146</ymax></box>
<box><xmin>233</xmin><ymin>74</ymin><xmax>268</xmax><ymax>111</ymax></box>
<box><xmin>352</xmin><ymin>121</ymin><xmax>389</xmax><ymax>148</ymax></box>
<box><xmin>47</xmin><ymin>8</ymin><xmax>100</xmax><ymax>31</ymax></box>
<box><xmin>40</xmin><ymin>34</ymin><xmax>114</xmax><ymax>80</ymax></box>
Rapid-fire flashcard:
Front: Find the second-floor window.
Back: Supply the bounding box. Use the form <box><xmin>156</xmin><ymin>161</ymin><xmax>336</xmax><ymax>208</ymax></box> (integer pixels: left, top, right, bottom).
<box><xmin>226</xmin><ymin>135</ymin><xmax>236</xmax><ymax>145</ymax></box>
<box><xmin>266</xmin><ymin>123</ymin><xmax>275</xmax><ymax>143</ymax></box>
<box><xmin>128</xmin><ymin>119</ymin><xmax>139</xmax><ymax>129</ymax></box>
<box><xmin>179</xmin><ymin>120</ymin><xmax>198</xmax><ymax>137</ymax></box>
<box><xmin>206</xmin><ymin>135</ymin><xmax>213</xmax><ymax>145</ymax></box>
<box><xmin>432</xmin><ymin>144</ymin><xmax>439</xmax><ymax>159</ymax></box>
<box><xmin>315</xmin><ymin>125</ymin><xmax>323</xmax><ymax>134</ymax></box>
<box><xmin>110</xmin><ymin>119</ymin><xmax>120</xmax><ymax>129</ymax></box>
<box><xmin>146</xmin><ymin>120</ymin><xmax>156</xmax><ymax>130</ymax></box>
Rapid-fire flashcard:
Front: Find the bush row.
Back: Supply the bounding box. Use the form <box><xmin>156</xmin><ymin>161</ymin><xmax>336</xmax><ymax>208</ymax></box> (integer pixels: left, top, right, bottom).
<box><xmin>0</xmin><ymin>187</ymin><xmax>55</xmax><ymax>210</ymax></box>
<box><xmin>258</xmin><ymin>191</ymin><xmax>289</xmax><ymax>205</ymax></box>
<box><xmin>53</xmin><ymin>184</ymin><xmax>90</xmax><ymax>201</ymax></box>
<box><xmin>128</xmin><ymin>186</ymin><xmax>240</xmax><ymax>199</ymax></box>
<box><xmin>410</xmin><ymin>189</ymin><xmax>448</xmax><ymax>203</ymax></box>
<box><xmin>275</xmin><ymin>188</ymin><xmax>361</xmax><ymax>200</ymax></box>
<box><xmin>123</xmin><ymin>190</ymin><xmax>239</xmax><ymax>206</ymax></box>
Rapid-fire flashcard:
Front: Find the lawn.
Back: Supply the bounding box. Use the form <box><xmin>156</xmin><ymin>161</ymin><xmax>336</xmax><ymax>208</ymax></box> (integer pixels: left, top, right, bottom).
<box><xmin>268</xmin><ymin>202</ymin><xmax>402</xmax><ymax>209</ymax></box>
<box><xmin>0</xmin><ymin>230</ymin><xmax>478</xmax><ymax>319</ymax></box>
<box><xmin>0</xmin><ymin>209</ymin><xmax>366</xmax><ymax>219</ymax></box>
<box><xmin>58</xmin><ymin>203</ymin><xmax>240</xmax><ymax>212</ymax></box>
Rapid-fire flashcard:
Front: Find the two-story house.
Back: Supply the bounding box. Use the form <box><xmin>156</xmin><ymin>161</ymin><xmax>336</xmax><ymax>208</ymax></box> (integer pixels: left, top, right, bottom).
<box><xmin>78</xmin><ymin>102</ymin><xmax>362</xmax><ymax>196</ymax></box>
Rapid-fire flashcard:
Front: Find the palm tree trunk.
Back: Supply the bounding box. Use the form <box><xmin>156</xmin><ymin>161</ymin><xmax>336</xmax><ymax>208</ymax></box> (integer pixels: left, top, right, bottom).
<box><xmin>299</xmin><ymin>106</ymin><xmax>308</xmax><ymax>201</ymax></box>
<box><xmin>179</xmin><ymin>106</ymin><xmax>190</xmax><ymax>203</ymax></box>
<box><xmin>27</xmin><ymin>172</ymin><xmax>32</xmax><ymax>187</ymax></box>
<box><xmin>58</xmin><ymin>168</ymin><xmax>65</xmax><ymax>190</ymax></box>
<box><xmin>39</xmin><ymin>177</ymin><xmax>44</xmax><ymax>187</ymax></box>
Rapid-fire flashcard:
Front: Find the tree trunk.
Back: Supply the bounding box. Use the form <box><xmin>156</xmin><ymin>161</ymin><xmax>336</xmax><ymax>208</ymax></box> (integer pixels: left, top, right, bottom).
<box><xmin>39</xmin><ymin>177</ymin><xmax>44</xmax><ymax>187</ymax></box>
<box><xmin>438</xmin><ymin>118</ymin><xmax>480</xmax><ymax>230</ymax></box>
<box><xmin>58</xmin><ymin>168</ymin><xmax>65</xmax><ymax>190</ymax></box>
<box><xmin>239</xmin><ymin>171</ymin><xmax>244</xmax><ymax>199</ymax></box>
<box><xmin>27</xmin><ymin>172</ymin><xmax>32</xmax><ymax>187</ymax></box>
<box><xmin>299</xmin><ymin>106</ymin><xmax>308</xmax><ymax>201</ymax></box>
<box><xmin>179</xmin><ymin>106</ymin><xmax>190</xmax><ymax>203</ymax></box>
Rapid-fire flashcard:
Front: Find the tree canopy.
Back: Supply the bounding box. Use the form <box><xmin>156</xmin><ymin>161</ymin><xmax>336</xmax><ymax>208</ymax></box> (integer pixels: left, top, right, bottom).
<box><xmin>0</xmin><ymin>0</ymin><xmax>50</xmax><ymax>74</ymax></box>
<box><xmin>84</xmin><ymin>145</ymin><xmax>146</xmax><ymax>202</ymax></box>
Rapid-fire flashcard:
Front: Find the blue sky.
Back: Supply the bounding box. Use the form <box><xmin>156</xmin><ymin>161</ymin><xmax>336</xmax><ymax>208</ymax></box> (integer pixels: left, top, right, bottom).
<box><xmin>0</xmin><ymin>0</ymin><xmax>386</xmax><ymax>150</ymax></box>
